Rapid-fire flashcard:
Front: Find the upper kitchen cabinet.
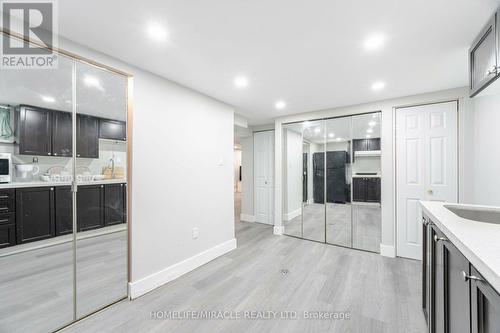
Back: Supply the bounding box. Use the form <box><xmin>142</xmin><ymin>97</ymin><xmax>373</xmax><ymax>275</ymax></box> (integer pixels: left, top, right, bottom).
<box><xmin>99</xmin><ymin>118</ymin><xmax>126</xmax><ymax>141</ymax></box>
<box><xmin>76</xmin><ymin>114</ymin><xmax>99</xmax><ymax>158</ymax></box>
<box><xmin>52</xmin><ymin>111</ymin><xmax>73</xmax><ymax>157</ymax></box>
<box><xmin>16</xmin><ymin>105</ymin><xmax>52</xmax><ymax>156</ymax></box>
<box><xmin>469</xmin><ymin>10</ymin><xmax>499</xmax><ymax>97</ymax></box>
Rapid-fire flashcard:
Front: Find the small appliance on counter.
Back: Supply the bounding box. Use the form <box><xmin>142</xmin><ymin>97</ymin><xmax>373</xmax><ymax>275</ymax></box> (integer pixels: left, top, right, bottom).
<box><xmin>0</xmin><ymin>153</ymin><xmax>12</xmax><ymax>183</ymax></box>
<box><xmin>15</xmin><ymin>163</ymin><xmax>39</xmax><ymax>182</ymax></box>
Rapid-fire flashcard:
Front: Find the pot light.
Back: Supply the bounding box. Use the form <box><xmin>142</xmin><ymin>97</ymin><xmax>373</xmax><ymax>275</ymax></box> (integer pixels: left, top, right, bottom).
<box><xmin>84</xmin><ymin>75</ymin><xmax>101</xmax><ymax>88</ymax></box>
<box><xmin>336</xmin><ymin>137</ymin><xmax>342</xmax><ymax>141</ymax></box>
<box><xmin>328</xmin><ymin>133</ymin><xmax>335</xmax><ymax>138</ymax></box>
<box><xmin>364</xmin><ymin>33</ymin><xmax>385</xmax><ymax>51</ymax></box>
<box><xmin>41</xmin><ymin>95</ymin><xmax>55</xmax><ymax>103</ymax></box>
<box><xmin>275</xmin><ymin>100</ymin><xmax>286</xmax><ymax>110</ymax></box>
<box><xmin>314</xmin><ymin>127</ymin><xmax>321</xmax><ymax>134</ymax></box>
<box><xmin>366</xmin><ymin>134</ymin><xmax>372</xmax><ymax>138</ymax></box>
<box><xmin>366</xmin><ymin>128</ymin><xmax>373</xmax><ymax>134</ymax></box>
<box><xmin>369</xmin><ymin>121</ymin><xmax>377</xmax><ymax>126</ymax></box>
<box><xmin>234</xmin><ymin>76</ymin><xmax>249</xmax><ymax>88</ymax></box>
<box><xmin>371</xmin><ymin>81</ymin><xmax>385</xmax><ymax>91</ymax></box>
<box><xmin>147</xmin><ymin>22</ymin><xmax>168</xmax><ymax>42</ymax></box>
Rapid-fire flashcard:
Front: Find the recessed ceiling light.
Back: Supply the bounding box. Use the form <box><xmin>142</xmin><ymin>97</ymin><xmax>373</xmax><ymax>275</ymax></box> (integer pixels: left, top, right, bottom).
<box><xmin>367</xmin><ymin>128</ymin><xmax>373</xmax><ymax>134</ymax></box>
<box><xmin>41</xmin><ymin>95</ymin><xmax>55</xmax><ymax>103</ymax></box>
<box><xmin>234</xmin><ymin>76</ymin><xmax>248</xmax><ymax>88</ymax></box>
<box><xmin>314</xmin><ymin>127</ymin><xmax>321</xmax><ymax>134</ymax></box>
<box><xmin>275</xmin><ymin>101</ymin><xmax>286</xmax><ymax>110</ymax></box>
<box><xmin>147</xmin><ymin>22</ymin><xmax>168</xmax><ymax>42</ymax></box>
<box><xmin>83</xmin><ymin>75</ymin><xmax>101</xmax><ymax>88</ymax></box>
<box><xmin>369</xmin><ymin>121</ymin><xmax>377</xmax><ymax>126</ymax></box>
<box><xmin>328</xmin><ymin>133</ymin><xmax>335</xmax><ymax>138</ymax></box>
<box><xmin>364</xmin><ymin>33</ymin><xmax>385</xmax><ymax>51</ymax></box>
<box><xmin>366</xmin><ymin>134</ymin><xmax>372</xmax><ymax>138</ymax></box>
<box><xmin>336</xmin><ymin>137</ymin><xmax>342</xmax><ymax>141</ymax></box>
<box><xmin>371</xmin><ymin>81</ymin><xmax>385</xmax><ymax>91</ymax></box>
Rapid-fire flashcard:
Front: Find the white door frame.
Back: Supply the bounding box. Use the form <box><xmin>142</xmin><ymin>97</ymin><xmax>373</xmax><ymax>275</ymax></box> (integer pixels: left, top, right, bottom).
<box><xmin>393</xmin><ymin>99</ymin><xmax>461</xmax><ymax>259</ymax></box>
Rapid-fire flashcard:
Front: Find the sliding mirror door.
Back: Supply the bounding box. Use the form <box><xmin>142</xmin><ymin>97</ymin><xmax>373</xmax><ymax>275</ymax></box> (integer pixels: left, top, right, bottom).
<box><xmin>75</xmin><ymin>62</ymin><xmax>128</xmax><ymax>318</ymax></box>
<box><xmin>282</xmin><ymin>123</ymin><xmax>304</xmax><ymax>237</ymax></box>
<box><xmin>301</xmin><ymin>120</ymin><xmax>325</xmax><ymax>242</ymax></box>
<box><xmin>351</xmin><ymin>112</ymin><xmax>381</xmax><ymax>252</ymax></box>
<box><xmin>0</xmin><ymin>35</ymin><xmax>75</xmax><ymax>333</ymax></box>
<box><xmin>325</xmin><ymin>117</ymin><xmax>352</xmax><ymax>247</ymax></box>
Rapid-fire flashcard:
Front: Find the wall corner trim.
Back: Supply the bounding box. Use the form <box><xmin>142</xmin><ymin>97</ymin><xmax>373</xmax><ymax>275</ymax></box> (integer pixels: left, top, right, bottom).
<box><xmin>128</xmin><ymin>238</ymin><xmax>237</xmax><ymax>299</ymax></box>
<box><xmin>273</xmin><ymin>226</ymin><xmax>284</xmax><ymax>235</ymax></box>
<box><xmin>380</xmin><ymin>244</ymin><xmax>396</xmax><ymax>258</ymax></box>
<box><xmin>240</xmin><ymin>214</ymin><xmax>256</xmax><ymax>222</ymax></box>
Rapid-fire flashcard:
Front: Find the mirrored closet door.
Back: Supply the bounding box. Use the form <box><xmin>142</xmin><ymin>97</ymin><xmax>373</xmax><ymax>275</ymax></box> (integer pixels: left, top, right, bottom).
<box><xmin>0</xmin><ymin>32</ymin><xmax>129</xmax><ymax>333</ymax></box>
<box><xmin>282</xmin><ymin>112</ymin><xmax>381</xmax><ymax>252</ymax></box>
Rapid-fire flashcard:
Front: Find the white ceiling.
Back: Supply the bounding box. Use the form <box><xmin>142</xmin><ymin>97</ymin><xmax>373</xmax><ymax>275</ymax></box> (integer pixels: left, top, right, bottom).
<box><xmin>51</xmin><ymin>0</ymin><xmax>500</xmax><ymax>124</ymax></box>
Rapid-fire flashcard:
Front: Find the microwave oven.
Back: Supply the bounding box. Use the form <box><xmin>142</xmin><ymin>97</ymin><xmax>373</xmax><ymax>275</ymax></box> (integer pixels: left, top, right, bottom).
<box><xmin>0</xmin><ymin>153</ymin><xmax>12</xmax><ymax>183</ymax></box>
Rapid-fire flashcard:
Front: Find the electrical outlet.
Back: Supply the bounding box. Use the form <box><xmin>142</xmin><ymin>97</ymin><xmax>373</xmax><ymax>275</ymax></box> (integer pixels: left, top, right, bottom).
<box><xmin>192</xmin><ymin>227</ymin><xmax>199</xmax><ymax>239</ymax></box>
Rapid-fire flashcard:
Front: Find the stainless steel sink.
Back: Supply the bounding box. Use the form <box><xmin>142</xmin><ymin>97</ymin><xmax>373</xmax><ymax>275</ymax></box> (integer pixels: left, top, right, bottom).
<box><xmin>445</xmin><ymin>205</ymin><xmax>500</xmax><ymax>225</ymax></box>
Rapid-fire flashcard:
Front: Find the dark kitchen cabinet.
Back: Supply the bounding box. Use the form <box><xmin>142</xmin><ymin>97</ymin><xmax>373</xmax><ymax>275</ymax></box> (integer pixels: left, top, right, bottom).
<box><xmin>104</xmin><ymin>183</ymin><xmax>125</xmax><ymax>226</ymax></box>
<box><xmin>99</xmin><ymin>119</ymin><xmax>126</xmax><ymax>141</ymax></box>
<box><xmin>55</xmin><ymin>186</ymin><xmax>73</xmax><ymax>236</ymax></box>
<box><xmin>422</xmin><ymin>217</ymin><xmax>431</xmax><ymax>324</ymax></box>
<box><xmin>77</xmin><ymin>184</ymin><xmax>104</xmax><ymax>231</ymax></box>
<box><xmin>470</xmin><ymin>266</ymin><xmax>500</xmax><ymax>333</ymax></box>
<box><xmin>17</xmin><ymin>105</ymin><xmax>52</xmax><ymax>156</ymax></box>
<box><xmin>352</xmin><ymin>177</ymin><xmax>380</xmax><ymax>203</ymax></box>
<box><xmin>77</xmin><ymin>114</ymin><xmax>99</xmax><ymax>159</ymax></box>
<box><xmin>469</xmin><ymin>11</ymin><xmax>498</xmax><ymax>97</ymax></box>
<box><xmin>352</xmin><ymin>138</ymin><xmax>381</xmax><ymax>152</ymax></box>
<box><xmin>16</xmin><ymin>187</ymin><xmax>55</xmax><ymax>244</ymax></box>
<box><xmin>52</xmin><ymin>111</ymin><xmax>73</xmax><ymax>157</ymax></box>
<box><xmin>0</xmin><ymin>223</ymin><xmax>15</xmax><ymax>248</ymax></box>
<box><xmin>431</xmin><ymin>224</ymin><xmax>446</xmax><ymax>333</ymax></box>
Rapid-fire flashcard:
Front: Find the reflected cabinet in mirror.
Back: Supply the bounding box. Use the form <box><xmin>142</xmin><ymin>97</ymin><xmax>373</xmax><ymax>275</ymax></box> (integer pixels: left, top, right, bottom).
<box><xmin>0</xmin><ymin>33</ymin><xmax>129</xmax><ymax>333</ymax></box>
<box><xmin>281</xmin><ymin>112</ymin><xmax>381</xmax><ymax>253</ymax></box>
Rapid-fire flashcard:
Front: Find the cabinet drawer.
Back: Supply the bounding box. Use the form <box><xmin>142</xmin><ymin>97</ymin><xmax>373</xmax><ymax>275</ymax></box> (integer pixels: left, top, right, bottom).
<box><xmin>0</xmin><ymin>189</ymin><xmax>15</xmax><ymax>201</ymax></box>
<box><xmin>0</xmin><ymin>199</ymin><xmax>15</xmax><ymax>213</ymax></box>
<box><xmin>0</xmin><ymin>213</ymin><xmax>14</xmax><ymax>225</ymax></box>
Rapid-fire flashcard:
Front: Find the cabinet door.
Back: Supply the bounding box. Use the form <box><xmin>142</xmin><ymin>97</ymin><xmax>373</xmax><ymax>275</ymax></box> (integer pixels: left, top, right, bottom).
<box><xmin>470</xmin><ymin>12</ymin><xmax>498</xmax><ymax>96</ymax></box>
<box><xmin>99</xmin><ymin>119</ymin><xmax>126</xmax><ymax>141</ymax></box>
<box><xmin>368</xmin><ymin>138</ymin><xmax>381</xmax><ymax>151</ymax></box>
<box><xmin>52</xmin><ymin>111</ymin><xmax>73</xmax><ymax>157</ymax></box>
<box><xmin>422</xmin><ymin>216</ymin><xmax>431</xmax><ymax>324</ymax></box>
<box><xmin>431</xmin><ymin>224</ymin><xmax>446</xmax><ymax>333</ymax></box>
<box><xmin>0</xmin><ymin>223</ymin><xmax>15</xmax><ymax>248</ymax></box>
<box><xmin>352</xmin><ymin>139</ymin><xmax>367</xmax><ymax>152</ymax></box>
<box><xmin>352</xmin><ymin>178</ymin><xmax>366</xmax><ymax>202</ymax></box>
<box><xmin>16</xmin><ymin>187</ymin><xmax>55</xmax><ymax>244</ymax></box>
<box><xmin>77</xmin><ymin>114</ymin><xmax>99</xmax><ymax>158</ymax></box>
<box><xmin>55</xmin><ymin>186</ymin><xmax>73</xmax><ymax>236</ymax></box>
<box><xmin>77</xmin><ymin>184</ymin><xmax>104</xmax><ymax>231</ymax></box>
<box><xmin>443</xmin><ymin>239</ymin><xmax>471</xmax><ymax>333</ymax></box>
<box><xmin>365</xmin><ymin>178</ymin><xmax>381</xmax><ymax>202</ymax></box>
<box><xmin>18</xmin><ymin>106</ymin><xmax>52</xmax><ymax>156</ymax></box>
<box><xmin>104</xmin><ymin>183</ymin><xmax>125</xmax><ymax>226</ymax></box>
<box><xmin>470</xmin><ymin>266</ymin><xmax>500</xmax><ymax>333</ymax></box>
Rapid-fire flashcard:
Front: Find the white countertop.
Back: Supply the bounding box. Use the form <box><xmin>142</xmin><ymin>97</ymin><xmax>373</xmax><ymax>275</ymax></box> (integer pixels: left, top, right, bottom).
<box><xmin>0</xmin><ymin>178</ymin><xmax>127</xmax><ymax>189</ymax></box>
<box><xmin>421</xmin><ymin>201</ymin><xmax>500</xmax><ymax>293</ymax></box>
<box><xmin>352</xmin><ymin>174</ymin><xmax>381</xmax><ymax>178</ymax></box>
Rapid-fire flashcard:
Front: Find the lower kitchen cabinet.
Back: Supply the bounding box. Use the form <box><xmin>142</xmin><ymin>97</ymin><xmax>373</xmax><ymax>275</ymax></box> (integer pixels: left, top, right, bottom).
<box><xmin>352</xmin><ymin>177</ymin><xmax>381</xmax><ymax>203</ymax></box>
<box><xmin>104</xmin><ymin>183</ymin><xmax>125</xmax><ymax>226</ymax></box>
<box><xmin>77</xmin><ymin>184</ymin><xmax>105</xmax><ymax>232</ymax></box>
<box><xmin>55</xmin><ymin>186</ymin><xmax>73</xmax><ymax>236</ymax></box>
<box><xmin>423</xmin><ymin>213</ymin><xmax>500</xmax><ymax>333</ymax></box>
<box><xmin>0</xmin><ymin>223</ymin><xmax>15</xmax><ymax>248</ymax></box>
<box><xmin>16</xmin><ymin>187</ymin><xmax>55</xmax><ymax>244</ymax></box>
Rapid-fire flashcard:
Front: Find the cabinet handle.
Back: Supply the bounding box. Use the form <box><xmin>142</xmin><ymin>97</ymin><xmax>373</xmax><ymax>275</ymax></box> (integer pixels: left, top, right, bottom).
<box><xmin>461</xmin><ymin>271</ymin><xmax>482</xmax><ymax>282</ymax></box>
<box><xmin>77</xmin><ymin>154</ymin><xmax>80</xmax><ymax>157</ymax></box>
<box><xmin>0</xmin><ymin>195</ymin><xmax>10</xmax><ymax>199</ymax></box>
<box><xmin>48</xmin><ymin>152</ymin><xmax>51</xmax><ymax>156</ymax></box>
<box><xmin>0</xmin><ymin>207</ymin><xmax>9</xmax><ymax>211</ymax></box>
<box><xmin>50</xmin><ymin>187</ymin><xmax>54</xmax><ymax>191</ymax></box>
<box><xmin>53</xmin><ymin>153</ymin><xmax>57</xmax><ymax>156</ymax></box>
<box><xmin>101</xmin><ymin>185</ymin><xmax>104</xmax><ymax>188</ymax></box>
<box><xmin>0</xmin><ymin>218</ymin><xmax>9</xmax><ymax>223</ymax></box>
<box><xmin>433</xmin><ymin>234</ymin><xmax>447</xmax><ymax>242</ymax></box>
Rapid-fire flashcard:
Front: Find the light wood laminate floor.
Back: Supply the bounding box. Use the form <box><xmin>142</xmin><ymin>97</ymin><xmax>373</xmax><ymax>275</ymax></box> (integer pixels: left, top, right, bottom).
<box><xmin>62</xmin><ymin>217</ymin><xmax>426</xmax><ymax>333</ymax></box>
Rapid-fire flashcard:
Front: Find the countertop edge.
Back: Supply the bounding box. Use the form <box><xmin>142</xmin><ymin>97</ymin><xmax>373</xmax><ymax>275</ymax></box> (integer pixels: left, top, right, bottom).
<box><xmin>0</xmin><ymin>179</ymin><xmax>127</xmax><ymax>189</ymax></box>
<box><xmin>421</xmin><ymin>201</ymin><xmax>500</xmax><ymax>294</ymax></box>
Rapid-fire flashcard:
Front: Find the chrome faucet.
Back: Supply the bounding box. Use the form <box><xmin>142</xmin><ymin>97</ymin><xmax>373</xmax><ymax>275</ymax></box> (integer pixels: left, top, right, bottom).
<box><xmin>108</xmin><ymin>155</ymin><xmax>115</xmax><ymax>179</ymax></box>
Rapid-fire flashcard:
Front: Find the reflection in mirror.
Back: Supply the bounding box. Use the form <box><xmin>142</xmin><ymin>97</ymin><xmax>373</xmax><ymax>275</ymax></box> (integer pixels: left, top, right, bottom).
<box><xmin>75</xmin><ymin>61</ymin><xmax>128</xmax><ymax>318</ymax></box>
<box><xmin>301</xmin><ymin>120</ymin><xmax>326</xmax><ymax>242</ymax></box>
<box><xmin>325</xmin><ymin>117</ymin><xmax>352</xmax><ymax>247</ymax></box>
<box><xmin>0</xmin><ymin>35</ymin><xmax>74</xmax><ymax>333</ymax></box>
<box><xmin>351</xmin><ymin>112</ymin><xmax>381</xmax><ymax>252</ymax></box>
<box><xmin>282</xmin><ymin>123</ymin><xmax>303</xmax><ymax>238</ymax></box>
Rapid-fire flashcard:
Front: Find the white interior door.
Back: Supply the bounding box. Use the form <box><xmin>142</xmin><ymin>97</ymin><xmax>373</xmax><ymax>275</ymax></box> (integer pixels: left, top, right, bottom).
<box><xmin>254</xmin><ymin>131</ymin><xmax>275</xmax><ymax>225</ymax></box>
<box><xmin>396</xmin><ymin>101</ymin><xmax>458</xmax><ymax>259</ymax></box>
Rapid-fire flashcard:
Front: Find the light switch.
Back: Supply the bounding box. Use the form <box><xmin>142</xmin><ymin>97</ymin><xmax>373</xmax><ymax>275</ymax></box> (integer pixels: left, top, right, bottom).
<box><xmin>192</xmin><ymin>227</ymin><xmax>199</xmax><ymax>239</ymax></box>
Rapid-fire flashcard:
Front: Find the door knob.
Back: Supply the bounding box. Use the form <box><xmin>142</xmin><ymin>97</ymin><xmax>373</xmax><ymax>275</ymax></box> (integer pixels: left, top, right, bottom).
<box><xmin>433</xmin><ymin>235</ymin><xmax>447</xmax><ymax>242</ymax></box>
<box><xmin>427</xmin><ymin>189</ymin><xmax>433</xmax><ymax>195</ymax></box>
<box><xmin>487</xmin><ymin>65</ymin><xmax>498</xmax><ymax>76</ymax></box>
<box><xmin>461</xmin><ymin>271</ymin><xmax>482</xmax><ymax>282</ymax></box>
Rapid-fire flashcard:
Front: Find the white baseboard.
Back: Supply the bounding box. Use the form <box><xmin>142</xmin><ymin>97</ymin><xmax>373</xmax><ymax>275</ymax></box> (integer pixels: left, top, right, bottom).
<box><xmin>240</xmin><ymin>214</ymin><xmax>255</xmax><ymax>222</ymax></box>
<box><xmin>283</xmin><ymin>209</ymin><xmax>301</xmax><ymax>221</ymax></box>
<box><xmin>273</xmin><ymin>226</ymin><xmax>284</xmax><ymax>235</ymax></box>
<box><xmin>128</xmin><ymin>238</ymin><xmax>237</xmax><ymax>299</ymax></box>
<box><xmin>380</xmin><ymin>244</ymin><xmax>396</xmax><ymax>258</ymax></box>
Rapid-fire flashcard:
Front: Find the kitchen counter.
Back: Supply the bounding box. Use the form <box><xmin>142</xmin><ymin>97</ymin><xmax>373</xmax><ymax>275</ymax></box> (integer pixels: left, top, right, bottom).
<box><xmin>0</xmin><ymin>178</ymin><xmax>127</xmax><ymax>189</ymax></box>
<box><xmin>421</xmin><ymin>201</ymin><xmax>500</xmax><ymax>293</ymax></box>
<box><xmin>352</xmin><ymin>174</ymin><xmax>381</xmax><ymax>178</ymax></box>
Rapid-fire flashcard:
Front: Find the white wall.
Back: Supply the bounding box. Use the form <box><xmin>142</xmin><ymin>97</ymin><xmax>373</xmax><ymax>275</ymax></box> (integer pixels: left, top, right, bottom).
<box><xmin>57</xmin><ymin>38</ymin><xmax>236</xmax><ymax>297</ymax></box>
<box><xmin>274</xmin><ymin>87</ymin><xmax>470</xmax><ymax>256</ymax></box>
<box><xmin>282</xmin><ymin>128</ymin><xmax>302</xmax><ymax>220</ymax></box>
